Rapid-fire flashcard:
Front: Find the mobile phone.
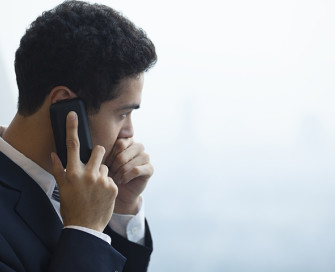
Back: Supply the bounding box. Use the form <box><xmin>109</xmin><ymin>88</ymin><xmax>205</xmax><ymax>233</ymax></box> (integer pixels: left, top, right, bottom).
<box><xmin>50</xmin><ymin>98</ymin><xmax>92</xmax><ymax>168</ymax></box>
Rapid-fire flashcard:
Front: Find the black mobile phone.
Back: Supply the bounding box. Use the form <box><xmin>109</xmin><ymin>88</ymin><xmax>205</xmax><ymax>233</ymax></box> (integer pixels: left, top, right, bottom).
<box><xmin>50</xmin><ymin>98</ymin><xmax>92</xmax><ymax>168</ymax></box>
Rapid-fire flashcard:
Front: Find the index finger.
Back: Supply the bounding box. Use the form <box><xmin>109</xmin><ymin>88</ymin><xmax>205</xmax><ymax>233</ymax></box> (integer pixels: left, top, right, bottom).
<box><xmin>65</xmin><ymin>111</ymin><xmax>81</xmax><ymax>170</ymax></box>
<box><xmin>105</xmin><ymin>138</ymin><xmax>133</xmax><ymax>167</ymax></box>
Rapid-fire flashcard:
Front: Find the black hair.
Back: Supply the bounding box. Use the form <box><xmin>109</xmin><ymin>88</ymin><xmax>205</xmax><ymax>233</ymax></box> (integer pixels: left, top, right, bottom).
<box><xmin>15</xmin><ymin>0</ymin><xmax>157</xmax><ymax>115</ymax></box>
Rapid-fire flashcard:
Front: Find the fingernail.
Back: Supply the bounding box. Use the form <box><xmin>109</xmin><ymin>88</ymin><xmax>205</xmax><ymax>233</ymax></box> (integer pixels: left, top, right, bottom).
<box><xmin>68</xmin><ymin>111</ymin><xmax>76</xmax><ymax>120</ymax></box>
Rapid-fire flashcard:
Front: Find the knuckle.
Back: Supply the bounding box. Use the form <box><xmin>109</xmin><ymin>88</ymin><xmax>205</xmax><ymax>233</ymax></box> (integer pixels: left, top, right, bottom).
<box><xmin>116</xmin><ymin>153</ymin><xmax>127</xmax><ymax>166</ymax></box>
<box><xmin>149</xmin><ymin>164</ymin><xmax>154</xmax><ymax>175</ymax></box>
<box><xmin>66</xmin><ymin>118</ymin><xmax>76</xmax><ymax>129</ymax></box>
<box><xmin>95</xmin><ymin>145</ymin><xmax>106</xmax><ymax>154</ymax></box>
<box><xmin>111</xmin><ymin>185</ymin><xmax>118</xmax><ymax>197</ymax></box>
<box><xmin>100</xmin><ymin>164</ymin><xmax>108</xmax><ymax>172</ymax></box>
<box><xmin>67</xmin><ymin>170</ymin><xmax>80</xmax><ymax>181</ymax></box>
<box><xmin>83</xmin><ymin>171</ymin><xmax>96</xmax><ymax>182</ymax></box>
<box><xmin>138</xmin><ymin>143</ymin><xmax>144</xmax><ymax>151</ymax></box>
<box><xmin>116</xmin><ymin>139</ymin><xmax>127</xmax><ymax>152</ymax></box>
<box><xmin>66</xmin><ymin>138</ymin><xmax>80</xmax><ymax>149</ymax></box>
<box><xmin>132</xmin><ymin>166</ymin><xmax>141</xmax><ymax>176</ymax></box>
<box><xmin>143</xmin><ymin>152</ymin><xmax>150</xmax><ymax>163</ymax></box>
<box><xmin>108</xmin><ymin>179</ymin><xmax>118</xmax><ymax>194</ymax></box>
<box><xmin>96</xmin><ymin>175</ymin><xmax>107</xmax><ymax>186</ymax></box>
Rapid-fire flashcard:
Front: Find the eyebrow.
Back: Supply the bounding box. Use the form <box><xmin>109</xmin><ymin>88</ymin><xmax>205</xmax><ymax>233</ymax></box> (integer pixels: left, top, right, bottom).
<box><xmin>118</xmin><ymin>104</ymin><xmax>140</xmax><ymax>111</ymax></box>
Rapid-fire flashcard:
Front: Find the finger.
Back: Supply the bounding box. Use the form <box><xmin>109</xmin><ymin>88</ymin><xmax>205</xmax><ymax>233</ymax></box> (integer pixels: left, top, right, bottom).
<box><xmin>107</xmin><ymin>176</ymin><xmax>118</xmax><ymax>196</ymax></box>
<box><xmin>109</xmin><ymin>142</ymin><xmax>144</xmax><ymax>173</ymax></box>
<box><xmin>99</xmin><ymin>164</ymin><xmax>109</xmax><ymax>177</ymax></box>
<box><xmin>121</xmin><ymin>164</ymin><xmax>154</xmax><ymax>184</ymax></box>
<box><xmin>86</xmin><ymin>145</ymin><xmax>105</xmax><ymax>170</ymax></box>
<box><xmin>112</xmin><ymin>153</ymin><xmax>149</xmax><ymax>182</ymax></box>
<box><xmin>65</xmin><ymin>111</ymin><xmax>80</xmax><ymax>170</ymax></box>
<box><xmin>105</xmin><ymin>138</ymin><xmax>133</xmax><ymax>167</ymax></box>
<box><xmin>51</xmin><ymin>152</ymin><xmax>66</xmax><ymax>187</ymax></box>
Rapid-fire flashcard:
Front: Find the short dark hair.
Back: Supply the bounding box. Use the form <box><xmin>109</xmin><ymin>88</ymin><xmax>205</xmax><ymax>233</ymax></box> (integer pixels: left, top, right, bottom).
<box><xmin>15</xmin><ymin>0</ymin><xmax>157</xmax><ymax>115</ymax></box>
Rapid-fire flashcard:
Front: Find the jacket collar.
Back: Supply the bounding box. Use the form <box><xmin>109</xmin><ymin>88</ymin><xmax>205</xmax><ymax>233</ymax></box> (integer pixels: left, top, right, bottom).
<box><xmin>0</xmin><ymin>151</ymin><xmax>63</xmax><ymax>251</ymax></box>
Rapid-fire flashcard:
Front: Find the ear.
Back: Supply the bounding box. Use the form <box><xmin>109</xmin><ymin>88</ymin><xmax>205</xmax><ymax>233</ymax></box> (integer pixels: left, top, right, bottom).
<box><xmin>49</xmin><ymin>86</ymin><xmax>77</xmax><ymax>105</ymax></box>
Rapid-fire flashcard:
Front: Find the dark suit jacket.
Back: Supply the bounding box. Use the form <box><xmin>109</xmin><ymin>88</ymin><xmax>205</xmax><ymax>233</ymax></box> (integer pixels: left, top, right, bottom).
<box><xmin>0</xmin><ymin>151</ymin><xmax>153</xmax><ymax>271</ymax></box>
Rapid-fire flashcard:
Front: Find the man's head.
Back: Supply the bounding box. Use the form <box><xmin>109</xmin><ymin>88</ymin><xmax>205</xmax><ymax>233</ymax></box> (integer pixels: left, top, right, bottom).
<box><xmin>15</xmin><ymin>0</ymin><xmax>157</xmax><ymax>116</ymax></box>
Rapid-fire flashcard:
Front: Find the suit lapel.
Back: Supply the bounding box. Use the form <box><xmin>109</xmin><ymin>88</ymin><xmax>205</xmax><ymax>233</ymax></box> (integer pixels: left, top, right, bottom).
<box><xmin>0</xmin><ymin>152</ymin><xmax>63</xmax><ymax>251</ymax></box>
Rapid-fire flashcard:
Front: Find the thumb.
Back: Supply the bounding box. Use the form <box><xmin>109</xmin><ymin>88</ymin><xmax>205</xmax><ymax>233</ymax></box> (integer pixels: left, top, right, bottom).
<box><xmin>51</xmin><ymin>152</ymin><xmax>65</xmax><ymax>187</ymax></box>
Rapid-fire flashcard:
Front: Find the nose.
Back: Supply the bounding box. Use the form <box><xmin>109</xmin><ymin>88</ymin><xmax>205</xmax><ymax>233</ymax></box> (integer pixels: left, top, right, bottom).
<box><xmin>118</xmin><ymin>118</ymin><xmax>134</xmax><ymax>138</ymax></box>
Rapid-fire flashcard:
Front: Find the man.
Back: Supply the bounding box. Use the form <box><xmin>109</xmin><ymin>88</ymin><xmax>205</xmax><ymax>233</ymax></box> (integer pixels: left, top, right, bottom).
<box><xmin>0</xmin><ymin>1</ymin><xmax>157</xmax><ymax>271</ymax></box>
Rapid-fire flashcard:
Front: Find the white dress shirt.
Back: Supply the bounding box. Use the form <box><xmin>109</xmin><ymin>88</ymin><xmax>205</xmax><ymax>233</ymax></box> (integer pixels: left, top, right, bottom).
<box><xmin>0</xmin><ymin>127</ymin><xmax>145</xmax><ymax>245</ymax></box>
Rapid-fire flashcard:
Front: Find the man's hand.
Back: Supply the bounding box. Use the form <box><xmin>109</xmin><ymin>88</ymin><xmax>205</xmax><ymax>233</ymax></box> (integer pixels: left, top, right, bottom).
<box><xmin>106</xmin><ymin>138</ymin><xmax>153</xmax><ymax>215</ymax></box>
<box><xmin>51</xmin><ymin>111</ymin><xmax>118</xmax><ymax>232</ymax></box>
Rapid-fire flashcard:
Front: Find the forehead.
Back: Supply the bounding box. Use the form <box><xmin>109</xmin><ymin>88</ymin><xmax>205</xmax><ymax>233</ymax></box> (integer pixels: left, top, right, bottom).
<box><xmin>115</xmin><ymin>74</ymin><xmax>144</xmax><ymax>104</ymax></box>
<box><xmin>98</xmin><ymin>74</ymin><xmax>144</xmax><ymax>113</ymax></box>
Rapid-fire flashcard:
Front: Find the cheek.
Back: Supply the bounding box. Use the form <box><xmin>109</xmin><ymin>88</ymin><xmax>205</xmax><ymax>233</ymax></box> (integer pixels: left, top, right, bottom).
<box><xmin>89</xmin><ymin>122</ymin><xmax>119</xmax><ymax>157</ymax></box>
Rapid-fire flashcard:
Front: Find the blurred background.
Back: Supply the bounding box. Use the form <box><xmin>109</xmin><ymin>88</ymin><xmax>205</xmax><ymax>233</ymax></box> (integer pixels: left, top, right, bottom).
<box><xmin>1</xmin><ymin>0</ymin><xmax>335</xmax><ymax>271</ymax></box>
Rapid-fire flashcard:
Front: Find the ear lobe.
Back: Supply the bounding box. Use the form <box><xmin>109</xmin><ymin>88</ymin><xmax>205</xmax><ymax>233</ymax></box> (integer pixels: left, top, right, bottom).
<box><xmin>49</xmin><ymin>86</ymin><xmax>77</xmax><ymax>105</ymax></box>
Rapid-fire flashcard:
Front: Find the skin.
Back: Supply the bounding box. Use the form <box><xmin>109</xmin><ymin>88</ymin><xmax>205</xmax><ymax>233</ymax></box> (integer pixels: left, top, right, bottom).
<box><xmin>51</xmin><ymin>113</ymin><xmax>117</xmax><ymax>232</ymax></box>
<box><xmin>89</xmin><ymin>74</ymin><xmax>153</xmax><ymax>215</ymax></box>
<box><xmin>2</xmin><ymin>73</ymin><xmax>153</xmax><ymax>231</ymax></box>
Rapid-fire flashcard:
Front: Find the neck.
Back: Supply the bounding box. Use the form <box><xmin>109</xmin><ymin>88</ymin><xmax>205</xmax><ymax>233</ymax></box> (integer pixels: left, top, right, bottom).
<box><xmin>3</xmin><ymin>110</ymin><xmax>55</xmax><ymax>174</ymax></box>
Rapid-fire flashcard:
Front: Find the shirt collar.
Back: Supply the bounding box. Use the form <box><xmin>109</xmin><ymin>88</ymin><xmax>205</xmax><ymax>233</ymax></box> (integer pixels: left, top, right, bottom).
<box><xmin>0</xmin><ymin>135</ymin><xmax>56</xmax><ymax>199</ymax></box>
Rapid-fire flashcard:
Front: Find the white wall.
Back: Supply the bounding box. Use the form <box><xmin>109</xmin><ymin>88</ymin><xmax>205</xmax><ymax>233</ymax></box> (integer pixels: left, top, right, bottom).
<box><xmin>0</xmin><ymin>51</ymin><xmax>16</xmax><ymax>125</ymax></box>
<box><xmin>1</xmin><ymin>1</ymin><xmax>335</xmax><ymax>271</ymax></box>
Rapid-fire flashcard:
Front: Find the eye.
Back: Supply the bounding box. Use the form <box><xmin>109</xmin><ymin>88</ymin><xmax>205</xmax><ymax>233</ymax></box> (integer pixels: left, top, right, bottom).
<box><xmin>120</xmin><ymin>111</ymin><xmax>131</xmax><ymax>119</ymax></box>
